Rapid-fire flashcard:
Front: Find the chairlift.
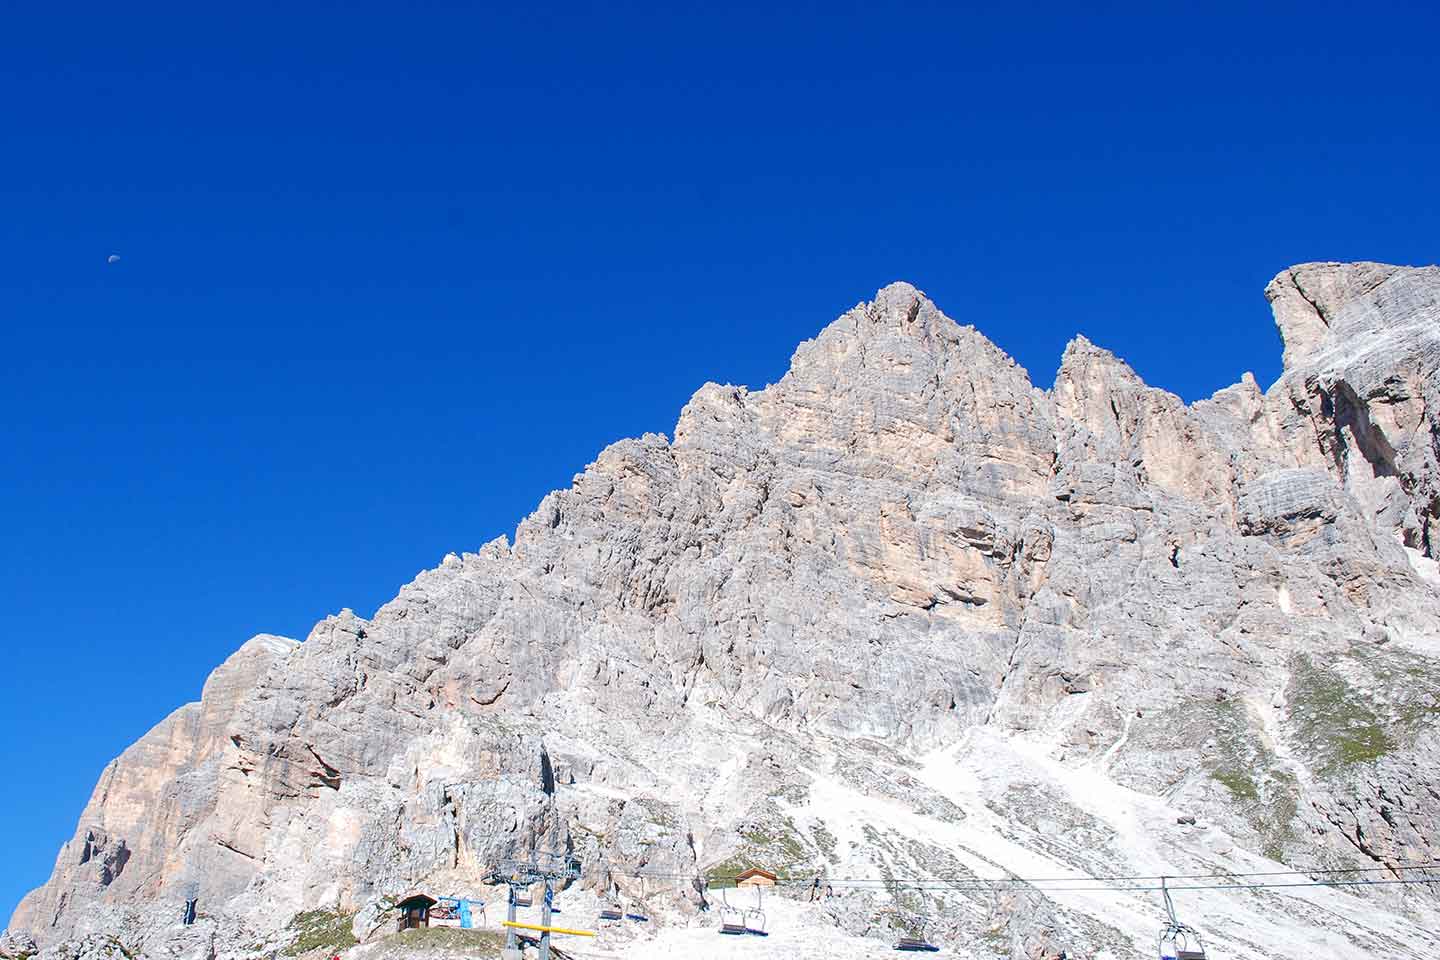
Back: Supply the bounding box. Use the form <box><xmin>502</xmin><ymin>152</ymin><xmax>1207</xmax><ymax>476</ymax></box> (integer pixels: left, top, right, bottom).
<box><xmin>894</xmin><ymin>937</ymin><xmax>940</xmax><ymax>953</ymax></box>
<box><xmin>893</xmin><ymin>915</ymin><xmax>939</xmax><ymax>952</ymax></box>
<box><xmin>1158</xmin><ymin>877</ymin><xmax>1207</xmax><ymax>960</ymax></box>
<box><xmin>512</xmin><ymin>888</ymin><xmax>533</xmax><ymax>909</ymax></box>
<box><xmin>743</xmin><ymin>883</ymin><xmax>768</xmax><ymax>936</ymax></box>
<box><xmin>625</xmin><ymin>874</ymin><xmax>650</xmax><ymax>921</ymax></box>
<box><xmin>717</xmin><ymin>887</ymin><xmax>747</xmax><ymax>935</ymax></box>
<box><xmin>598</xmin><ymin>881</ymin><xmax>623</xmax><ymax>922</ymax></box>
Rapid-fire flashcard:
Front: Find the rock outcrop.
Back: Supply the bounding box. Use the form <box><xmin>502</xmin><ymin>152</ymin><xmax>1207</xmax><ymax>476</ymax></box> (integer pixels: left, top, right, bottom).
<box><xmin>0</xmin><ymin>930</ymin><xmax>36</xmax><ymax>959</ymax></box>
<box><xmin>9</xmin><ymin>263</ymin><xmax>1440</xmax><ymax>959</ymax></box>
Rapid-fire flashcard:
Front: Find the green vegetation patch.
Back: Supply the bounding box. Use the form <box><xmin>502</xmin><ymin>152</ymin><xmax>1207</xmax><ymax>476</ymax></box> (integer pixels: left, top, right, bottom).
<box><xmin>706</xmin><ymin>811</ymin><xmax>809</xmax><ymax>886</ymax></box>
<box><xmin>283</xmin><ymin>909</ymin><xmax>358</xmax><ymax>957</ymax></box>
<box><xmin>390</xmin><ymin>927</ymin><xmax>508</xmax><ymax>953</ymax></box>
<box><xmin>740</xmin><ymin>817</ymin><xmax>806</xmax><ymax>862</ymax></box>
<box><xmin>777</xmin><ymin>780</ymin><xmax>811</xmax><ymax>805</ymax></box>
<box><xmin>810</xmin><ymin>820</ymin><xmax>839</xmax><ymax>864</ymax></box>
<box><xmin>1287</xmin><ymin>656</ymin><xmax>1394</xmax><ymax>774</ymax></box>
<box><xmin>1186</xmin><ymin>693</ymin><xmax>1301</xmax><ymax>857</ymax></box>
<box><xmin>705</xmin><ymin>851</ymin><xmax>781</xmax><ymax>887</ymax></box>
<box><xmin>1211</xmin><ymin>768</ymin><xmax>1259</xmax><ymax>801</ymax></box>
<box><xmin>1373</xmin><ymin>650</ymin><xmax>1440</xmax><ymax>732</ymax></box>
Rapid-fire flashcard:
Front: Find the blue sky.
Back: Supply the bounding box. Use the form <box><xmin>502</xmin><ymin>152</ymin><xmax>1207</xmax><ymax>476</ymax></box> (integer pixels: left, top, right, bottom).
<box><xmin>2</xmin><ymin>0</ymin><xmax>1437</xmax><ymax>922</ymax></box>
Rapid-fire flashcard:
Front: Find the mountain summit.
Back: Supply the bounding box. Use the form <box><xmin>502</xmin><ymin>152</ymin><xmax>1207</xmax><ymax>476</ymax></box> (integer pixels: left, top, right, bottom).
<box><xmin>10</xmin><ymin>264</ymin><xmax>1440</xmax><ymax>960</ymax></box>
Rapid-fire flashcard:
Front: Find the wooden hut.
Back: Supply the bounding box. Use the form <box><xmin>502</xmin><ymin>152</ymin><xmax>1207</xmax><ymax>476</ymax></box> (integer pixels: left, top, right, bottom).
<box><xmin>396</xmin><ymin>892</ymin><xmax>437</xmax><ymax>931</ymax></box>
<box><xmin>734</xmin><ymin>868</ymin><xmax>777</xmax><ymax>888</ymax></box>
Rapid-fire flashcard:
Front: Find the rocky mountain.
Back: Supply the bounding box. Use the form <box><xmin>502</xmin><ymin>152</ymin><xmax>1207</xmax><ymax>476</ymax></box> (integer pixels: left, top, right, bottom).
<box><xmin>8</xmin><ymin>262</ymin><xmax>1440</xmax><ymax>960</ymax></box>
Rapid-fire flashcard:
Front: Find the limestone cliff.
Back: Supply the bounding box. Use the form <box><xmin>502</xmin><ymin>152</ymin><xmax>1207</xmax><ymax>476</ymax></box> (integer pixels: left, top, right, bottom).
<box><xmin>10</xmin><ymin>263</ymin><xmax>1440</xmax><ymax>960</ymax></box>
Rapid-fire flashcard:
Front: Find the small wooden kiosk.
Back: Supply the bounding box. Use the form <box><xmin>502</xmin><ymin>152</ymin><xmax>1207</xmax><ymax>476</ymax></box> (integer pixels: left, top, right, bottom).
<box><xmin>396</xmin><ymin>892</ymin><xmax>437</xmax><ymax>931</ymax></box>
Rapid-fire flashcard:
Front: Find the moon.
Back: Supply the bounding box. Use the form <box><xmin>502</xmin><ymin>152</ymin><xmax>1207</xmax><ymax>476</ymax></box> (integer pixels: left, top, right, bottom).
<box><xmin>107</xmin><ymin>254</ymin><xmax>120</xmax><ymax>264</ymax></box>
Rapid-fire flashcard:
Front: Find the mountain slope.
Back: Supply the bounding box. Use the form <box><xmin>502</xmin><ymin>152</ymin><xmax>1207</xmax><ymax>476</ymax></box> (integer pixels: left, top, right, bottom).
<box><xmin>10</xmin><ymin>264</ymin><xmax>1440</xmax><ymax>960</ymax></box>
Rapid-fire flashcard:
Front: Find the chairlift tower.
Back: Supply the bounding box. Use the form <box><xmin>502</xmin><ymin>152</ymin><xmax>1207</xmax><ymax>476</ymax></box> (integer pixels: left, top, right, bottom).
<box><xmin>180</xmin><ymin>879</ymin><xmax>199</xmax><ymax>927</ymax></box>
<box><xmin>486</xmin><ymin>851</ymin><xmax>581</xmax><ymax>960</ymax></box>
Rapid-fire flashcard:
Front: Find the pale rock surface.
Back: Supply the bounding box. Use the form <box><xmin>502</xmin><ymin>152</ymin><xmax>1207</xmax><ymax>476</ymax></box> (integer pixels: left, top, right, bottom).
<box><xmin>0</xmin><ymin>931</ymin><xmax>36</xmax><ymax>959</ymax></box>
<box><xmin>8</xmin><ymin>263</ymin><xmax>1440</xmax><ymax>959</ymax></box>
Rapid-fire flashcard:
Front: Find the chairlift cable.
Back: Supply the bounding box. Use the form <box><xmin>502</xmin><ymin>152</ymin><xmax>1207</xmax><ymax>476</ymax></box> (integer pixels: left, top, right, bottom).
<box><xmin>577</xmin><ymin>858</ymin><xmax>1440</xmax><ymax>887</ymax></box>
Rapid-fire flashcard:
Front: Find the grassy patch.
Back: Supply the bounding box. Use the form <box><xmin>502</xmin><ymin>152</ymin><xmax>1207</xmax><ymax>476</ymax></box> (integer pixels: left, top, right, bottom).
<box><xmin>702</xmin><ymin>805</ymin><xmax>817</xmax><ymax>880</ymax></box>
<box><xmin>1377</xmin><ymin>652</ymin><xmax>1440</xmax><ymax>731</ymax></box>
<box><xmin>810</xmin><ymin>821</ymin><xmax>839</xmax><ymax>864</ymax></box>
<box><xmin>777</xmin><ymin>780</ymin><xmax>810</xmax><ymax>805</ymax></box>
<box><xmin>390</xmin><ymin>927</ymin><xmax>507</xmax><ymax>952</ymax></box>
<box><xmin>1288</xmin><ymin>656</ymin><xmax>1393</xmax><ymax>774</ymax></box>
<box><xmin>706</xmin><ymin>809</ymin><xmax>811</xmax><ymax>886</ymax></box>
<box><xmin>860</xmin><ymin>824</ymin><xmax>908</xmax><ymax>905</ymax></box>
<box><xmin>1211</xmin><ymin>768</ymin><xmax>1259</xmax><ymax>801</ymax></box>
<box><xmin>740</xmin><ymin>817</ymin><xmax>806</xmax><ymax>863</ymax></box>
<box><xmin>1207</xmin><ymin>699</ymin><xmax>1265</xmax><ymax>800</ymax></box>
<box><xmin>1184</xmin><ymin>698</ymin><xmax>1298</xmax><ymax>861</ymax></box>
<box><xmin>283</xmin><ymin>909</ymin><xmax>358</xmax><ymax>957</ymax></box>
<box><xmin>705</xmin><ymin>851</ymin><xmax>792</xmax><ymax>886</ymax></box>
<box><xmin>979</xmin><ymin>923</ymin><xmax>1010</xmax><ymax>957</ymax></box>
<box><xmin>635</xmin><ymin>798</ymin><xmax>678</xmax><ymax>830</ymax></box>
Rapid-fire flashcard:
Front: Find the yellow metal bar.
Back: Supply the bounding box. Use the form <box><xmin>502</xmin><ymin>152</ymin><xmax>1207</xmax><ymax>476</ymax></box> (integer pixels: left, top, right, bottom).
<box><xmin>501</xmin><ymin>920</ymin><xmax>596</xmax><ymax>937</ymax></box>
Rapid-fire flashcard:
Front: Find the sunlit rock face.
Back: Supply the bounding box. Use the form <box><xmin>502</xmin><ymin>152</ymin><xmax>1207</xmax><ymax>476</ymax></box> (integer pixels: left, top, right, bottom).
<box><xmin>11</xmin><ymin>263</ymin><xmax>1440</xmax><ymax>960</ymax></box>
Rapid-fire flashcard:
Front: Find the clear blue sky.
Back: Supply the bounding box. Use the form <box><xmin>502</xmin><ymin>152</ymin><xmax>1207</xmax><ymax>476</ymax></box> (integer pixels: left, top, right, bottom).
<box><xmin>2</xmin><ymin>0</ymin><xmax>1437</xmax><ymax>922</ymax></box>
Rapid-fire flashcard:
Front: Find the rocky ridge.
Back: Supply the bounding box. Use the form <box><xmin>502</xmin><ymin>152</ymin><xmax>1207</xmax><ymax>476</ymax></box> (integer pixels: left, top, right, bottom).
<box><xmin>8</xmin><ymin>262</ymin><xmax>1440</xmax><ymax>960</ymax></box>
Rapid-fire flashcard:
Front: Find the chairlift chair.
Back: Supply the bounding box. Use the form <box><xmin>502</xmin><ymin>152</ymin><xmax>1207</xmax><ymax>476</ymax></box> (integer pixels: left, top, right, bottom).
<box><xmin>742</xmin><ymin>883</ymin><xmax>768</xmax><ymax>936</ymax></box>
<box><xmin>1158</xmin><ymin>877</ymin><xmax>1207</xmax><ymax>960</ymax></box>
<box><xmin>1159</xmin><ymin>923</ymin><xmax>1207</xmax><ymax>960</ymax></box>
<box><xmin>893</xmin><ymin>915</ymin><xmax>939</xmax><ymax>952</ymax></box>
<box><xmin>625</xmin><ymin>874</ymin><xmax>650</xmax><ymax>921</ymax></box>
<box><xmin>598</xmin><ymin>881</ymin><xmax>623</xmax><ymax>921</ymax></box>
<box><xmin>717</xmin><ymin>888</ymin><xmax>747</xmax><ymax>935</ymax></box>
<box><xmin>894</xmin><ymin>937</ymin><xmax>940</xmax><ymax>953</ymax></box>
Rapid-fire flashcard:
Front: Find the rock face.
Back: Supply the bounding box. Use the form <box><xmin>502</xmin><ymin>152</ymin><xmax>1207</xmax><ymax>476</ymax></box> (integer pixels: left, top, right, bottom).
<box><xmin>9</xmin><ymin>262</ymin><xmax>1440</xmax><ymax>959</ymax></box>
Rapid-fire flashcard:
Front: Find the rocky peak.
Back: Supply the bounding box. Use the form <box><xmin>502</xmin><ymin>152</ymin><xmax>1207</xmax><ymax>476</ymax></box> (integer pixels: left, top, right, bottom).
<box><xmin>1264</xmin><ymin>261</ymin><xmax>1440</xmax><ymax>552</ymax></box>
<box><xmin>10</xmin><ymin>264</ymin><xmax>1440</xmax><ymax>960</ymax></box>
<box><xmin>1263</xmin><ymin>261</ymin><xmax>1432</xmax><ymax>370</ymax></box>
